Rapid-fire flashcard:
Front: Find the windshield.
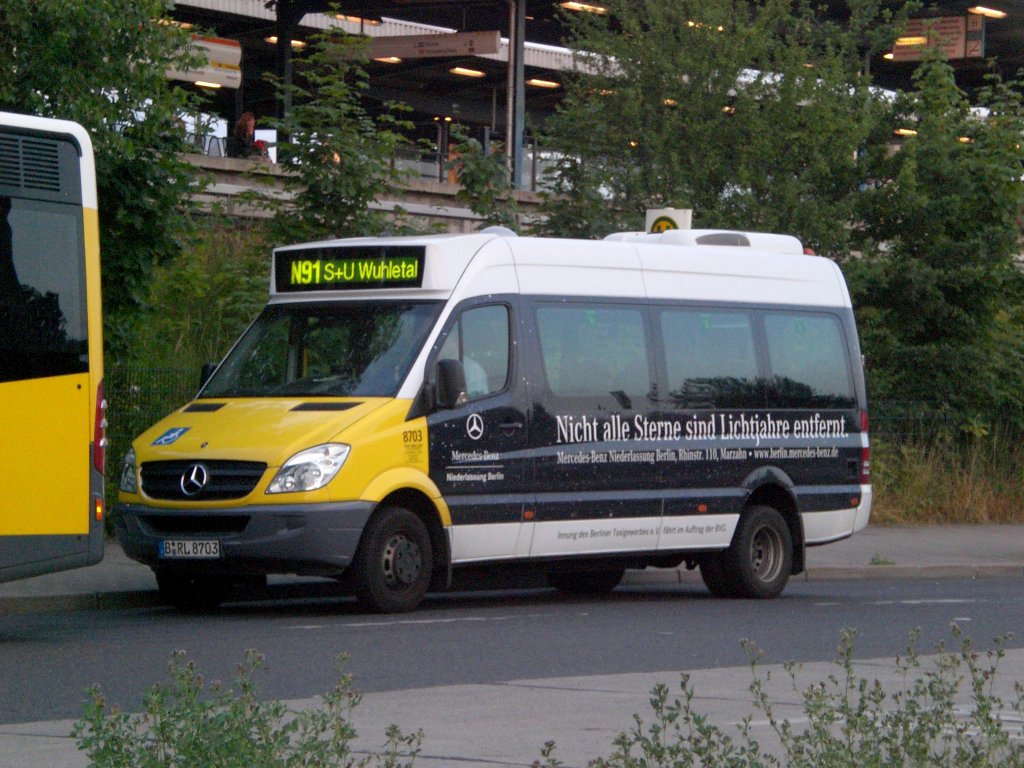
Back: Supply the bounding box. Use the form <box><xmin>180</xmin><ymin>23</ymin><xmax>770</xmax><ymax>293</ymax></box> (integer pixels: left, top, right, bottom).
<box><xmin>201</xmin><ymin>301</ymin><xmax>443</xmax><ymax>398</ymax></box>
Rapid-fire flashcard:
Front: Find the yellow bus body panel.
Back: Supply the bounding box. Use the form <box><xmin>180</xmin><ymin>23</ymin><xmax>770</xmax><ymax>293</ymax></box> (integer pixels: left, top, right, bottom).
<box><xmin>0</xmin><ymin>373</ymin><xmax>91</xmax><ymax>535</ymax></box>
<box><xmin>84</xmin><ymin>208</ymin><xmax>103</xmax><ymax>403</ymax></box>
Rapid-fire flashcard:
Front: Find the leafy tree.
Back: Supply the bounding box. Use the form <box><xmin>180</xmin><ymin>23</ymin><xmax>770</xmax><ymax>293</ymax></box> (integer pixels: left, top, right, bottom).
<box><xmin>123</xmin><ymin>218</ymin><xmax>271</xmax><ymax>371</ymax></box>
<box><xmin>0</xmin><ymin>0</ymin><xmax>202</xmax><ymax>353</ymax></box>
<box><xmin>447</xmin><ymin>125</ymin><xmax>520</xmax><ymax>230</ymax></box>
<box><xmin>258</xmin><ymin>30</ymin><xmax>417</xmax><ymax>244</ymax></box>
<box><xmin>535</xmin><ymin>0</ymin><xmax>907</xmax><ymax>254</ymax></box>
<box><xmin>847</xmin><ymin>54</ymin><xmax>1024</xmax><ymax>425</ymax></box>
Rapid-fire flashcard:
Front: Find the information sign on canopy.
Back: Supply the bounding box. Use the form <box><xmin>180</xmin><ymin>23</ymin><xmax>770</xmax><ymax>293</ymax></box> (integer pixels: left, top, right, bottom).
<box><xmin>367</xmin><ymin>30</ymin><xmax>500</xmax><ymax>60</ymax></box>
<box><xmin>166</xmin><ymin>36</ymin><xmax>243</xmax><ymax>89</ymax></box>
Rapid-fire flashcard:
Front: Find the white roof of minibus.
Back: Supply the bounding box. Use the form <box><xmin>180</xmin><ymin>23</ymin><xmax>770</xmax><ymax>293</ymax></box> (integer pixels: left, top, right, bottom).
<box><xmin>505</xmin><ymin>234</ymin><xmax>851</xmax><ymax>308</ymax></box>
<box><xmin>270</xmin><ymin>230</ymin><xmax>852</xmax><ymax>309</ymax></box>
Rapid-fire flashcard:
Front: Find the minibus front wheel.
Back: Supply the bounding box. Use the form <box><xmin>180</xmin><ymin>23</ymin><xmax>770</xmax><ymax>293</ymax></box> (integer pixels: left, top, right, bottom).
<box><xmin>352</xmin><ymin>506</ymin><xmax>433</xmax><ymax>613</ymax></box>
<box><xmin>700</xmin><ymin>505</ymin><xmax>792</xmax><ymax>599</ymax></box>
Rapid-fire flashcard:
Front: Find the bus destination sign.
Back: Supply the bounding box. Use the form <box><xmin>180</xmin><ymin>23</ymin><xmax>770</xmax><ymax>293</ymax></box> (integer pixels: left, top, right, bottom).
<box><xmin>275</xmin><ymin>246</ymin><xmax>426</xmax><ymax>292</ymax></box>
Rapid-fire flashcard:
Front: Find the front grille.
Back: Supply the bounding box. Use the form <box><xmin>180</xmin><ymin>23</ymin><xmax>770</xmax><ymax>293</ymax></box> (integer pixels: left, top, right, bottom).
<box><xmin>141</xmin><ymin>460</ymin><xmax>267</xmax><ymax>501</ymax></box>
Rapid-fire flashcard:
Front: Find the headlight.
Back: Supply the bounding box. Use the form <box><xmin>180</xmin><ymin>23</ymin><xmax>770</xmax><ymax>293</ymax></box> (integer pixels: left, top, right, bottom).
<box><xmin>119</xmin><ymin>448</ymin><xmax>137</xmax><ymax>493</ymax></box>
<box><xmin>267</xmin><ymin>443</ymin><xmax>350</xmax><ymax>494</ymax></box>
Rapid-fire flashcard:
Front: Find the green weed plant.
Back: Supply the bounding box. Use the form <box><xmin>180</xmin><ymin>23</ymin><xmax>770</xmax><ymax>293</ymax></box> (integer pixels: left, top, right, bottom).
<box><xmin>75</xmin><ymin>630</ymin><xmax>1023</xmax><ymax>768</ymax></box>
<box><xmin>73</xmin><ymin>650</ymin><xmax>421</xmax><ymax>768</ymax></box>
<box><xmin>533</xmin><ymin>627</ymin><xmax>1022</xmax><ymax>768</ymax></box>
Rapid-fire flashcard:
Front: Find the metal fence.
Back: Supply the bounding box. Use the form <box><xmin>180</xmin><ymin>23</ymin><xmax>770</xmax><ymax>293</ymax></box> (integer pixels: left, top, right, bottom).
<box><xmin>869</xmin><ymin>402</ymin><xmax>955</xmax><ymax>440</ymax></box>
<box><xmin>105</xmin><ymin>366</ymin><xmax>199</xmax><ymax>476</ymax></box>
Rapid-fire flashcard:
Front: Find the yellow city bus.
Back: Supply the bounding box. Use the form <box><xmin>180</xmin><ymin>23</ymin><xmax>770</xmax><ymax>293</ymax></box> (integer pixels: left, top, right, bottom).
<box><xmin>0</xmin><ymin>111</ymin><xmax>106</xmax><ymax>582</ymax></box>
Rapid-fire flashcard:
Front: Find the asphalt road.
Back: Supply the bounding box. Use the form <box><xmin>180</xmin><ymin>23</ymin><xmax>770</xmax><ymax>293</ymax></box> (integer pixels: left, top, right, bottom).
<box><xmin>2</xmin><ymin>576</ymin><xmax>1022</xmax><ymax>726</ymax></box>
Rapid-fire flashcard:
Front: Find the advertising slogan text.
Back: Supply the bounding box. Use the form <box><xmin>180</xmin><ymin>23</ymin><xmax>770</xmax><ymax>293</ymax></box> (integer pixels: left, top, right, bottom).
<box><xmin>554</xmin><ymin>412</ymin><xmax>848</xmax><ymax>466</ymax></box>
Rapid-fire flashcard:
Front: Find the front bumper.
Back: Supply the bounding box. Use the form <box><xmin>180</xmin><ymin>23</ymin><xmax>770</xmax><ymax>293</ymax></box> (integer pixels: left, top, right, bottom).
<box><xmin>111</xmin><ymin>500</ymin><xmax>376</xmax><ymax>577</ymax></box>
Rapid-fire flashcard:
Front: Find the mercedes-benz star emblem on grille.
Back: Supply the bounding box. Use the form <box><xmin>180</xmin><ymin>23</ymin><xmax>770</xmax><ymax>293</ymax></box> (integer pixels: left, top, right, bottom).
<box><xmin>180</xmin><ymin>464</ymin><xmax>210</xmax><ymax>497</ymax></box>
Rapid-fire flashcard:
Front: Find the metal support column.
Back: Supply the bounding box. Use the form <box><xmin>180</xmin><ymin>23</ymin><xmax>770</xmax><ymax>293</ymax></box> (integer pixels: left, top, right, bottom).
<box><xmin>273</xmin><ymin>0</ymin><xmax>306</xmax><ymax>124</ymax></box>
<box><xmin>505</xmin><ymin>0</ymin><xmax>526</xmax><ymax>189</ymax></box>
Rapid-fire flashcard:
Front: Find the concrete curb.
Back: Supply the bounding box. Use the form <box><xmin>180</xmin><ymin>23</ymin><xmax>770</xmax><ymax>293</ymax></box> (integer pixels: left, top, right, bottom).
<box><xmin>621</xmin><ymin>564</ymin><xmax>1024</xmax><ymax>586</ymax></box>
<box><xmin>0</xmin><ymin>591</ymin><xmax>163</xmax><ymax>616</ymax></box>
<box><xmin>3</xmin><ymin>564</ymin><xmax>1022</xmax><ymax>616</ymax></box>
<box><xmin>803</xmin><ymin>564</ymin><xmax>1024</xmax><ymax>581</ymax></box>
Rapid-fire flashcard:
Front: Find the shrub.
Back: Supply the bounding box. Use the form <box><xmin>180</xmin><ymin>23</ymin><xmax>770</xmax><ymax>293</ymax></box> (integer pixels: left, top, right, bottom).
<box><xmin>534</xmin><ymin>627</ymin><xmax>1023</xmax><ymax>768</ymax></box>
<box><xmin>73</xmin><ymin>650</ymin><xmax>421</xmax><ymax>768</ymax></box>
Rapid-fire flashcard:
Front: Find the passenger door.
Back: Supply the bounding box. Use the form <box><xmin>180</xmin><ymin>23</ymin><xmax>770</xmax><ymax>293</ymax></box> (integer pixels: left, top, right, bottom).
<box><xmin>525</xmin><ymin>300</ymin><xmax>662</xmax><ymax>556</ymax></box>
<box><xmin>426</xmin><ymin>300</ymin><xmax>531</xmax><ymax>562</ymax></box>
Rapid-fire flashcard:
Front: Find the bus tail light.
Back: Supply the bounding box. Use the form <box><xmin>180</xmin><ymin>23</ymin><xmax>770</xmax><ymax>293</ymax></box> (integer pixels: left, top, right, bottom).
<box><xmin>859</xmin><ymin>409</ymin><xmax>871</xmax><ymax>484</ymax></box>
<box><xmin>94</xmin><ymin>379</ymin><xmax>107</xmax><ymax>474</ymax></box>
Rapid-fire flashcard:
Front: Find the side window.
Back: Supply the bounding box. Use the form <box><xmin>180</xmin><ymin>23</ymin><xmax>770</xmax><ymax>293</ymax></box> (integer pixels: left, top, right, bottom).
<box><xmin>764</xmin><ymin>312</ymin><xmax>855</xmax><ymax>408</ymax></box>
<box><xmin>535</xmin><ymin>304</ymin><xmax>651</xmax><ymax>408</ymax></box>
<box><xmin>660</xmin><ymin>309</ymin><xmax>762</xmax><ymax>409</ymax></box>
<box><xmin>1</xmin><ymin>197</ymin><xmax>88</xmax><ymax>383</ymax></box>
<box><xmin>438</xmin><ymin>304</ymin><xmax>510</xmax><ymax>402</ymax></box>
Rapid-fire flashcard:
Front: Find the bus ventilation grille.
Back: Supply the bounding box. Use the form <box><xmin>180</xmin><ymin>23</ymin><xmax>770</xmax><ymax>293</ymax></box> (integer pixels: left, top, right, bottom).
<box><xmin>141</xmin><ymin>460</ymin><xmax>267</xmax><ymax>501</ymax></box>
<box><xmin>0</xmin><ymin>135</ymin><xmax>62</xmax><ymax>194</ymax></box>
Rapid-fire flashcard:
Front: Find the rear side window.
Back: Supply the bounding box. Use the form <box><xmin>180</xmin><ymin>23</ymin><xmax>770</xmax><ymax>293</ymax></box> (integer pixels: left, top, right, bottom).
<box><xmin>536</xmin><ymin>304</ymin><xmax>651</xmax><ymax>409</ymax></box>
<box><xmin>660</xmin><ymin>309</ymin><xmax>762</xmax><ymax>408</ymax></box>
<box><xmin>764</xmin><ymin>312</ymin><xmax>855</xmax><ymax>408</ymax></box>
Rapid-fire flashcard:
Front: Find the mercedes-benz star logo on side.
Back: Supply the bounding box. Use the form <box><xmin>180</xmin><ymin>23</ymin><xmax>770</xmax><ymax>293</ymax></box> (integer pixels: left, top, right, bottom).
<box><xmin>180</xmin><ymin>464</ymin><xmax>210</xmax><ymax>497</ymax></box>
<box><xmin>466</xmin><ymin>413</ymin><xmax>485</xmax><ymax>441</ymax></box>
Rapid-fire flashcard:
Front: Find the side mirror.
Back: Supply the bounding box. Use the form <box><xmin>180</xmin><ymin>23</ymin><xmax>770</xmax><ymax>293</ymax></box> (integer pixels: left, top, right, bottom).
<box><xmin>435</xmin><ymin>358</ymin><xmax>468</xmax><ymax>410</ymax></box>
<box><xmin>198</xmin><ymin>362</ymin><xmax>218</xmax><ymax>392</ymax></box>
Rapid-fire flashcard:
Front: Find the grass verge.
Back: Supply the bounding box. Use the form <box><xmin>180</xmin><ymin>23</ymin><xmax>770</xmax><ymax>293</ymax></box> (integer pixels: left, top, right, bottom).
<box><xmin>871</xmin><ymin>430</ymin><xmax>1024</xmax><ymax>524</ymax></box>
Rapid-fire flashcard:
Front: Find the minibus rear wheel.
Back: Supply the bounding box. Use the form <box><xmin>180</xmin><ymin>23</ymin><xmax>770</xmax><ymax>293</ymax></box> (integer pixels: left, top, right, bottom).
<box><xmin>699</xmin><ymin>553</ymin><xmax>736</xmax><ymax>598</ymax></box>
<box><xmin>717</xmin><ymin>505</ymin><xmax>792</xmax><ymax>599</ymax></box>
<box><xmin>353</xmin><ymin>506</ymin><xmax>433</xmax><ymax>613</ymax></box>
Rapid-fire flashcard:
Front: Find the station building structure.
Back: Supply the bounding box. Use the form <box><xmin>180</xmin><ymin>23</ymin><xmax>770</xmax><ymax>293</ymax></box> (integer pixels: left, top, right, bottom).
<box><xmin>164</xmin><ymin>0</ymin><xmax>1023</xmax><ymax>228</ymax></box>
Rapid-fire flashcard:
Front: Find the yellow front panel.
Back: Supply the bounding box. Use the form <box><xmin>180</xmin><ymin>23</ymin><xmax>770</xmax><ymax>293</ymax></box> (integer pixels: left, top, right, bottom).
<box><xmin>0</xmin><ymin>373</ymin><xmax>90</xmax><ymax>535</ymax></box>
<box><xmin>125</xmin><ymin>398</ymin><xmax>448</xmax><ymax>525</ymax></box>
<box><xmin>326</xmin><ymin>402</ymin><xmax>431</xmax><ymax>496</ymax></box>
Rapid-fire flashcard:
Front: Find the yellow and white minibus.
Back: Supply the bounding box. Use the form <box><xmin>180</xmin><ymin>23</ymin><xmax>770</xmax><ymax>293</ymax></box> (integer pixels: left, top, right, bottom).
<box><xmin>114</xmin><ymin>228</ymin><xmax>870</xmax><ymax>612</ymax></box>
<box><xmin>0</xmin><ymin>112</ymin><xmax>106</xmax><ymax>582</ymax></box>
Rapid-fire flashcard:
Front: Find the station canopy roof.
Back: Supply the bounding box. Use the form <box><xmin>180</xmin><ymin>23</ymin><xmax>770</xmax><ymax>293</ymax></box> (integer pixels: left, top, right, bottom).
<box><xmin>170</xmin><ymin>0</ymin><xmax>1024</xmax><ymax>129</ymax></box>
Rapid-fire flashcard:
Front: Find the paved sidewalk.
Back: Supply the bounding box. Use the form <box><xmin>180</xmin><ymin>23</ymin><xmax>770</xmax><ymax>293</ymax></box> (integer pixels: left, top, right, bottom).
<box><xmin>1</xmin><ymin>524</ymin><xmax>1022</xmax><ymax>614</ymax></box>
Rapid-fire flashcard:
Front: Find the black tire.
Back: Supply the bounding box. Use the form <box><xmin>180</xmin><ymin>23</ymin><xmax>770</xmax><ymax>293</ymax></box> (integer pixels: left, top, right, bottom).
<box><xmin>548</xmin><ymin>567</ymin><xmax>625</xmax><ymax>595</ymax></box>
<box><xmin>353</xmin><ymin>507</ymin><xmax>432</xmax><ymax>613</ymax></box>
<box><xmin>155</xmin><ymin>570</ymin><xmax>231</xmax><ymax>611</ymax></box>
<box><xmin>699</xmin><ymin>552</ymin><xmax>736</xmax><ymax>598</ymax></box>
<box><xmin>715</xmin><ymin>505</ymin><xmax>793</xmax><ymax>599</ymax></box>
